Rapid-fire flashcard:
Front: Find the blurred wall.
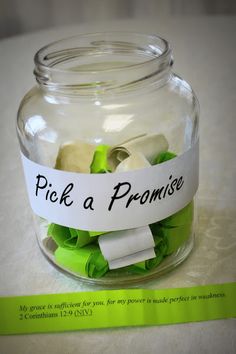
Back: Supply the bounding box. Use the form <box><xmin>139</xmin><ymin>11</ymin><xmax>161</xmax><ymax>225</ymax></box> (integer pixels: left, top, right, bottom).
<box><xmin>0</xmin><ymin>0</ymin><xmax>236</xmax><ymax>39</ymax></box>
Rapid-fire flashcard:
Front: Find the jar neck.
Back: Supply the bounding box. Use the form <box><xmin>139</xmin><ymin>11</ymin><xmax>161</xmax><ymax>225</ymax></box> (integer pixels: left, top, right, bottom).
<box><xmin>34</xmin><ymin>32</ymin><xmax>173</xmax><ymax>95</ymax></box>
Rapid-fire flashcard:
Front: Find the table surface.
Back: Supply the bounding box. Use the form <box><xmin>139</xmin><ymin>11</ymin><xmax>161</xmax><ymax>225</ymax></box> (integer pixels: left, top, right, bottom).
<box><xmin>0</xmin><ymin>16</ymin><xmax>235</xmax><ymax>354</ymax></box>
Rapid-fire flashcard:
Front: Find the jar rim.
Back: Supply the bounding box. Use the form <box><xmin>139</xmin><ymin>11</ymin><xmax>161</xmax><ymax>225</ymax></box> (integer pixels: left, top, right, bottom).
<box><xmin>34</xmin><ymin>32</ymin><xmax>172</xmax><ymax>92</ymax></box>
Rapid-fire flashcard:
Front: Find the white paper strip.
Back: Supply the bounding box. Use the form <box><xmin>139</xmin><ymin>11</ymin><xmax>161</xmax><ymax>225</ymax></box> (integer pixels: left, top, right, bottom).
<box><xmin>108</xmin><ymin>248</ymin><xmax>156</xmax><ymax>270</ymax></box>
<box><xmin>55</xmin><ymin>141</ymin><xmax>96</xmax><ymax>173</ymax></box>
<box><xmin>108</xmin><ymin>134</ymin><xmax>169</xmax><ymax>169</ymax></box>
<box><xmin>115</xmin><ymin>152</ymin><xmax>151</xmax><ymax>172</ymax></box>
<box><xmin>98</xmin><ymin>226</ymin><xmax>155</xmax><ymax>261</ymax></box>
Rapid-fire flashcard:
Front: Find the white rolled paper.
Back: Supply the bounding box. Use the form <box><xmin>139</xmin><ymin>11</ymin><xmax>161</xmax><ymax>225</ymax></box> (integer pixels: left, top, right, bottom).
<box><xmin>108</xmin><ymin>134</ymin><xmax>169</xmax><ymax>169</ymax></box>
<box><xmin>98</xmin><ymin>226</ymin><xmax>155</xmax><ymax>261</ymax></box>
<box><xmin>55</xmin><ymin>140</ymin><xmax>96</xmax><ymax>173</ymax></box>
<box><xmin>115</xmin><ymin>152</ymin><xmax>151</xmax><ymax>172</ymax></box>
<box><xmin>109</xmin><ymin>248</ymin><xmax>156</xmax><ymax>270</ymax></box>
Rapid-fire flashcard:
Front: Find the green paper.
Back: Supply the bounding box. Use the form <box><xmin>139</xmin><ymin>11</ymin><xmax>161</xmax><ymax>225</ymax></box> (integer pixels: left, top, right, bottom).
<box><xmin>88</xmin><ymin>231</ymin><xmax>107</xmax><ymax>237</ymax></box>
<box><xmin>0</xmin><ymin>283</ymin><xmax>235</xmax><ymax>335</ymax></box>
<box><xmin>153</xmin><ymin>151</ymin><xmax>177</xmax><ymax>164</ymax></box>
<box><xmin>68</xmin><ymin>228</ymin><xmax>94</xmax><ymax>248</ymax></box>
<box><xmin>55</xmin><ymin>245</ymin><xmax>108</xmax><ymax>278</ymax></box>
<box><xmin>47</xmin><ymin>224</ymin><xmax>71</xmax><ymax>248</ymax></box>
<box><xmin>158</xmin><ymin>224</ymin><xmax>192</xmax><ymax>255</ymax></box>
<box><xmin>48</xmin><ymin>224</ymin><xmax>94</xmax><ymax>249</ymax></box>
<box><xmin>159</xmin><ymin>202</ymin><xmax>194</xmax><ymax>228</ymax></box>
<box><xmin>150</xmin><ymin>222</ymin><xmax>192</xmax><ymax>256</ymax></box>
<box><xmin>151</xmin><ymin>151</ymin><xmax>194</xmax><ymax>256</ymax></box>
<box><xmin>90</xmin><ymin>145</ymin><xmax>111</xmax><ymax>173</ymax></box>
<box><xmin>154</xmin><ymin>151</ymin><xmax>194</xmax><ymax>228</ymax></box>
<box><xmin>132</xmin><ymin>236</ymin><xmax>168</xmax><ymax>272</ymax></box>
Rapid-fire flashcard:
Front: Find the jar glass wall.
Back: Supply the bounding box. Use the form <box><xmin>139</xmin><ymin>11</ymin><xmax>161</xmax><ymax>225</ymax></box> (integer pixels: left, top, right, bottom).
<box><xmin>17</xmin><ymin>33</ymin><xmax>199</xmax><ymax>285</ymax></box>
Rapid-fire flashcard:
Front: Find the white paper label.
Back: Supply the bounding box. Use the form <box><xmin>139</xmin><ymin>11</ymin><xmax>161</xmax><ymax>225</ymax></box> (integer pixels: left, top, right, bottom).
<box><xmin>21</xmin><ymin>140</ymin><xmax>199</xmax><ymax>231</ymax></box>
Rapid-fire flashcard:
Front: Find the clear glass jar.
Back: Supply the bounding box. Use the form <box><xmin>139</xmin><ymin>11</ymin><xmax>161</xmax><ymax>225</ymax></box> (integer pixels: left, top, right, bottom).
<box><xmin>17</xmin><ymin>33</ymin><xmax>199</xmax><ymax>285</ymax></box>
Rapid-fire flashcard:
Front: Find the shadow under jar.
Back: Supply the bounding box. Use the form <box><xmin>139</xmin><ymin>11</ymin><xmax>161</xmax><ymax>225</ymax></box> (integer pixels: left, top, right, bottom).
<box><xmin>17</xmin><ymin>32</ymin><xmax>199</xmax><ymax>285</ymax></box>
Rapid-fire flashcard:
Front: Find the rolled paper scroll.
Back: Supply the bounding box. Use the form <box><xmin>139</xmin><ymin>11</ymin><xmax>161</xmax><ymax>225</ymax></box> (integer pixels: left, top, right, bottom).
<box><xmin>42</xmin><ymin>236</ymin><xmax>58</xmax><ymax>254</ymax></box>
<box><xmin>48</xmin><ymin>224</ymin><xmax>71</xmax><ymax>248</ymax></box>
<box><xmin>55</xmin><ymin>245</ymin><xmax>108</xmax><ymax>278</ymax></box>
<box><xmin>90</xmin><ymin>145</ymin><xmax>112</xmax><ymax>173</ymax></box>
<box><xmin>132</xmin><ymin>236</ymin><xmax>168</xmax><ymax>272</ymax></box>
<box><xmin>55</xmin><ymin>140</ymin><xmax>96</xmax><ymax>173</ymax></box>
<box><xmin>115</xmin><ymin>152</ymin><xmax>151</xmax><ymax>172</ymax></box>
<box><xmin>48</xmin><ymin>223</ymin><xmax>93</xmax><ymax>249</ymax></box>
<box><xmin>98</xmin><ymin>226</ymin><xmax>155</xmax><ymax>261</ymax></box>
<box><xmin>68</xmin><ymin>228</ymin><xmax>94</xmax><ymax>248</ymax></box>
<box><xmin>108</xmin><ymin>134</ymin><xmax>169</xmax><ymax>169</ymax></box>
<box><xmin>109</xmin><ymin>248</ymin><xmax>156</xmax><ymax>270</ymax></box>
<box><xmin>146</xmin><ymin>236</ymin><xmax>168</xmax><ymax>269</ymax></box>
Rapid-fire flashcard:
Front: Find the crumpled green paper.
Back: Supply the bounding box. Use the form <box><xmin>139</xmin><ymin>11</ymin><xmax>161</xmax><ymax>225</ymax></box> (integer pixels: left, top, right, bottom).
<box><xmin>159</xmin><ymin>202</ymin><xmax>194</xmax><ymax>228</ymax></box>
<box><xmin>158</xmin><ymin>223</ymin><xmax>192</xmax><ymax>255</ymax></box>
<box><xmin>90</xmin><ymin>145</ymin><xmax>111</xmax><ymax>173</ymax></box>
<box><xmin>48</xmin><ymin>224</ymin><xmax>94</xmax><ymax>249</ymax></box>
<box><xmin>132</xmin><ymin>234</ymin><xmax>168</xmax><ymax>272</ymax></box>
<box><xmin>55</xmin><ymin>245</ymin><xmax>109</xmax><ymax>278</ymax></box>
<box><xmin>158</xmin><ymin>202</ymin><xmax>194</xmax><ymax>255</ymax></box>
<box><xmin>153</xmin><ymin>150</ymin><xmax>177</xmax><ymax>164</ymax></box>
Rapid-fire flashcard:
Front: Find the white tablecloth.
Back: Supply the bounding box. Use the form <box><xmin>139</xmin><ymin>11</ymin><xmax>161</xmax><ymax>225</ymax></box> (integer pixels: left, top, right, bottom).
<box><xmin>0</xmin><ymin>17</ymin><xmax>235</xmax><ymax>354</ymax></box>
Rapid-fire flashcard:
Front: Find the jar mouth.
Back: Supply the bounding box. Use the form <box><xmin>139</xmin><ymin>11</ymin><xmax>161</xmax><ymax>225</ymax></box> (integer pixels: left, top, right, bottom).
<box><xmin>34</xmin><ymin>32</ymin><xmax>172</xmax><ymax>93</ymax></box>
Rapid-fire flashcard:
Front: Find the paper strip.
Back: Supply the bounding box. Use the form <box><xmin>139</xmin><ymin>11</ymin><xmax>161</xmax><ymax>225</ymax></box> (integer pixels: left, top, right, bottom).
<box><xmin>159</xmin><ymin>201</ymin><xmax>194</xmax><ymax>227</ymax></box>
<box><xmin>55</xmin><ymin>140</ymin><xmax>96</xmax><ymax>173</ymax></box>
<box><xmin>108</xmin><ymin>134</ymin><xmax>169</xmax><ymax>169</ymax></box>
<box><xmin>160</xmin><ymin>224</ymin><xmax>192</xmax><ymax>255</ymax></box>
<box><xmin>109</xmin><ymin>248</ymin><xmax>156</xmax><ymax>270</ymax></box>
<box><xmin>88</xmin><ymin>231</ymin><xmax>107</xmax><ymax>237</ymax></box>
<box><xmin>133</xmin><ymin>236</ymin><xmax>168</xmax><ymax>272</ymax></box>
<box><xmin>68</xmin><ymin>228</ymin><xmax>94</xmax><ymax>248</ymax></box>
<box><xmin>90</xmin><ymin>145</ymin><xmax>111</xmax><ymax>173</ymax></box>
<box><xmin>153</xmin><ymin>151</ymin><xmax>177</xmax><ymax>164</ymax></box>
<box><xmin>47</xmin><ymin>224</ymin><xmax>71</xmax><ymax>248</ymax></box>
<box><xmin>48</xmin><ymin>224</ymin><xmax>94</xmax><ymax>249</ymax></box>
<box><xmin>115</xmin><ymin>152</ymin><xmax>151</xmax><ymax>172</ymax></box>
<box><xmin>55</xmin><ymin>245</ymin><xmax>108</xmax><ymax>278</ymax></box>
<box><xmin>0</xmin><ymin>283</ymin><xmax>235</xmax><ymax>335</ymax></box>
<box><xmin>98</xmin><ymin>226</ymin><xmax>155</xmax><ymax>261</ymax></box>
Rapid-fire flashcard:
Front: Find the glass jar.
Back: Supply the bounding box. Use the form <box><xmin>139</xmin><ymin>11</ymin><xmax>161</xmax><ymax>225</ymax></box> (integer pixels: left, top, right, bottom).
<box><xmin>17</xmin><ymin>33</ymin><xmax>199</xmax><ymax>285</ymax></box>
